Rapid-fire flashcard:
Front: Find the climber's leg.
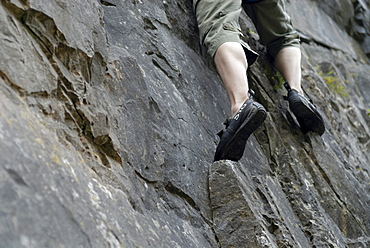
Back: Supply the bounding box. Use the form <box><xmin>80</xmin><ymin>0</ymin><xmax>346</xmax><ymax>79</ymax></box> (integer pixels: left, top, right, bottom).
<box><xmin>193</xmin><ymin>0</ymin><xmax>266</xmax><ymax>161</ymax></box>
<box><xmin>214</xmin><ymin>42</ymin><xmax>250</xmax><ymax>117</ymax></box>
<box><xmin>274</xmin><ymin>46</ymin><xmax>303</xmax><ymax>95</ymax></box>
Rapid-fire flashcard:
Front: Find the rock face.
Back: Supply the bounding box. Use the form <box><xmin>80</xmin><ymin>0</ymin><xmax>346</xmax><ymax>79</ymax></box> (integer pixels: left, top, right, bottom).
<box><xmin>0</xmin><ymin>0</ymin><xmax>369</xmax><ymax>247</ymax></box>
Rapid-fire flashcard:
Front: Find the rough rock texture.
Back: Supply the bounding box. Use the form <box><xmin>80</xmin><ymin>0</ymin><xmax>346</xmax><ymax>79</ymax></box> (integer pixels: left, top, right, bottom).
<box><xmin>0</xmin><ymin>0</ymin><xmax>369</xmax><ymax>247</ymax></box>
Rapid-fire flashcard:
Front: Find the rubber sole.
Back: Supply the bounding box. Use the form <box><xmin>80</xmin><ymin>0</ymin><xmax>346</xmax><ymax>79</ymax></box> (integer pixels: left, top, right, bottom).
<box><xmin>289</xmin><ymin>96</ymin><xmax>325</xmax><ymax>135</ymax></box>
<box><xmin>219</xmin><ymin>103</ymin><xmax>267</xmax><ymax>161</ymax></box>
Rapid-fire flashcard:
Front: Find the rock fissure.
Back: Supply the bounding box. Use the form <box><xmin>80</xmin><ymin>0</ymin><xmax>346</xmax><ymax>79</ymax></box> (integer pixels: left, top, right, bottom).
<box><xmin>165</xmin><ymin>181</ymin><xmax>199</xmax><ymax>212</ymax></box>
<box><xmin>1</xmin><ymin>0</ymin><xmax>370</xmax><ymax>247</ymax></box>
<box><xmin>0</xmin><ymin>70</ymin><xmax>26</xmax><ymax>96</ymax></box>
<box><xmin>100</xmin><ymin>0</ymin><xmax>116</xmax><ymax>7</ymax></box>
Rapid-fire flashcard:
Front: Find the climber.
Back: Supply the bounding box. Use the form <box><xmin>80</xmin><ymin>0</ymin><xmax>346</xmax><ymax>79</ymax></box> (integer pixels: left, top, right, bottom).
<box><xmin>193</xmin><ymin>0</ymin><xmax>325</xmax><ymax>162</ymax></box>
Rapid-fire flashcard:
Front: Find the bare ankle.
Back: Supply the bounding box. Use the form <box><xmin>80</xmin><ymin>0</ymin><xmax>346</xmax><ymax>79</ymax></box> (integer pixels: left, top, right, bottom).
<box><xmin>291</xmin><ymin>87</ymin><xmax>303</xmax><ymax>95</ymax></box>
<box><xmin>231</xmin><ymin>97</ymin><xmax>250</xmax><ymax>117</ymax></box>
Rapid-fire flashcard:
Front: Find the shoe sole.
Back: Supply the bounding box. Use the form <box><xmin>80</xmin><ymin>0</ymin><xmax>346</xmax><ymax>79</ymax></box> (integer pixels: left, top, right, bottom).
<box><xmin>290</xmin><ymin>96</ymin><xmax>325</xmax><ymax>135</ymax></box>
<box><xmin>219</xmin><ymin>103</ymin><xmax>267</xmax><ymax>161</ymax></box>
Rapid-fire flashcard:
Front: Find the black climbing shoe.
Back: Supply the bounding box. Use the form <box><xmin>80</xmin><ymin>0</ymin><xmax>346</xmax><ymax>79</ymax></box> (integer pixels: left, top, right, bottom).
<box><xmin>214</xmin><ymin>91</ymin><xmax>267</xmax><ymax>162</ymax></box>
<box><xmin>284</xmin><ymin>82</ymin><xmax>325</xmax><ymax>135</ymax></box>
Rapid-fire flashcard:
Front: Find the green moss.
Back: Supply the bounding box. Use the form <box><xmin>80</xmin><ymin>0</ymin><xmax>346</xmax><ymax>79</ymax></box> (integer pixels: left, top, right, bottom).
<box><xmin>263</xmin><ymin>68</ymin><xmax>285</xmax><ymax>91</ymax></box>
<box><xmin>315</xmin><ymin>67</ymin><xmax>349</xmax><ymax>97</ymax></box>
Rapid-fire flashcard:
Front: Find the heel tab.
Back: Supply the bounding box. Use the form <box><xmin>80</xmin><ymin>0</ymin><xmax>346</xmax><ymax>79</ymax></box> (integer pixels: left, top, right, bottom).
<box><xmin>248</xmin><ymin>89</ymin><xmax>255</xmax><ymax>98</ymax></box>
<box><xmin>283</xmin><ymin>82</ymin><xmax>291</xmax><ymax>101</ymax></box>
<box><xmin>283</xmin><ymin>82</ymin><xmax>292</xmax><ymax>92</ymax></box>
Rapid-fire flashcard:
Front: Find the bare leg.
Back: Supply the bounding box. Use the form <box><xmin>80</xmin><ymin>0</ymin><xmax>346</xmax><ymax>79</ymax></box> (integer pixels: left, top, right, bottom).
<box><xmin>214</xmin><ymin>42</ymin><xmax>250</xmax><ymax>117</ymax></box>
<box><xmin>274</xmin><ymin>47</ymin><xmax>303</xmax><ymax>95</ymax></box>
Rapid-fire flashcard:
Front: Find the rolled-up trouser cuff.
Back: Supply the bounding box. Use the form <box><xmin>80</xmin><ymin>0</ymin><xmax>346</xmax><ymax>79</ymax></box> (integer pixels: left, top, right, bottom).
<box><xmin>242</xmin><ymin>0</ymin><xmax>301</xmax><ymax>58</ymax></box>
<box><xmin>266</xmin><ymin>34</ymin><xmax>300</xmax><ymax>58</ymax></box>
<box><xmin>208</xmin><ymin>33</ymin><xmax>259</xmax><ymax>66</ymax></box>
<box><xmin>194</xmin><ymin>0</ymin><xmax>299</xmax><ymax>64</ymax></box>
<box><xmin>194</xmin><ymin>0</ymin><xmax>259</xmax><ymax>65</ymax></box>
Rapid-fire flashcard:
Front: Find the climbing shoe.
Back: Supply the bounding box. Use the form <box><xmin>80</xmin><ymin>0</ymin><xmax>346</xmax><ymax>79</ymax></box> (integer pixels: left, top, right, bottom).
<box><xmin>284</xmin><ymin>82</ymin><xmax>325</xmax><ymax>135</ymax></box>
<box><xmin>214</xmin><ymin>91</ymin><xmax>267</xmax><ymax>162</ymax></box>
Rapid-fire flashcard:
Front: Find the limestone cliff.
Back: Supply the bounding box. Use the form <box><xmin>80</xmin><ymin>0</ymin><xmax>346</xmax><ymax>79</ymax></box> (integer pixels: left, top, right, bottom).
<box><xmin>0</xmin><ymin>0</ymin><xmax>369</xmax><ymax>247</ymax></box>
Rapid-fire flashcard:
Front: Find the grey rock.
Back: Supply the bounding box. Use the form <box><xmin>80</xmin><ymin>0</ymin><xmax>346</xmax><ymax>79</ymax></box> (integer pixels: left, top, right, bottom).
<box><xmin>0</xmin><ymin>0</ymin><xmax>370</xmax><ymax>247</ymax></box>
